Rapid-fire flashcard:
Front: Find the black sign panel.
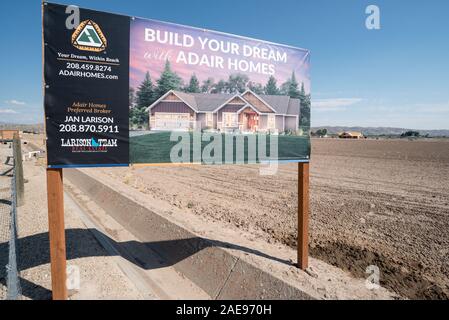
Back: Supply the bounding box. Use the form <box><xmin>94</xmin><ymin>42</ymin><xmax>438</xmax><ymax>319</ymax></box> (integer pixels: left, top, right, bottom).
<box><xmin>43</xmin><ymin>2</ymin><xmax>311</xmax><ymax>168</ymax></box>
<box><xmin>43</xmin><ymin>3</ymin><xmax>130</xmax><ymax>167</ymax></box>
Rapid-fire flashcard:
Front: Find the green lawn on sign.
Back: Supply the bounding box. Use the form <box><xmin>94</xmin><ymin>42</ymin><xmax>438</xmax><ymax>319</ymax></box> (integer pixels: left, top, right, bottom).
<box><xmin>129</xmin><ymin>132</ymin><xmax>310</xmax><ymax>164</ymax></box>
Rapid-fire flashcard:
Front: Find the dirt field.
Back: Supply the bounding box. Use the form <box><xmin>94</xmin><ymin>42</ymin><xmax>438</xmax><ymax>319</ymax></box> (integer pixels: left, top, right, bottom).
<box><xmin>24</xmin><ymin>134</ymin><xmax>395</xmax><ymax>300</ymax></box>
<box><xmin>88</xmin><ymin>138</ymin><xmax>449</xmax><ymax>299</ymax></box>
<box><xmin>21</xmin><ymin>134</ymin><xmax>449</xmax><ymax>299</ymax></box>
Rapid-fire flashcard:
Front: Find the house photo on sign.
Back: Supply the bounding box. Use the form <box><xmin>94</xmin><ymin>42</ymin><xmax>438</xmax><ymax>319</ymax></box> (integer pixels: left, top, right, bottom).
<box><xmin>43</xmin><ymin>2</ymin><xmax>310</xmax><ymax>168</ymax></box>
<box><xmin>129</xmin><ymin>18</ymin><xmax>311</xmax><ymax>165</ymax></box>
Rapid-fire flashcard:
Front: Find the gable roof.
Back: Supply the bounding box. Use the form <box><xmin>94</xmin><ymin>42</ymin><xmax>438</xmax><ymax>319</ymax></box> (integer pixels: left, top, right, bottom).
<box><xmin>148</xmin><ymin>90</ymin><xmax>301</xmax><ymax>115</ymax></box>
<box><xmin>146</xmin><ymin>90</ymin><xmax>199</xmax><ymax>112</ymax></box>
<box><xmin>237</xmin><ymin>104</ymin><xmax>261</xmax><ymax>115</ymax></box>
<box><xmin>240</xmin><ymin>90</ymin><xmax>277</xmax><ymax>113</ymax></box>
<box><xmin>173</xmin><ymin>91</ymin><xmax>198</xmax><ymax>110</ymax></box>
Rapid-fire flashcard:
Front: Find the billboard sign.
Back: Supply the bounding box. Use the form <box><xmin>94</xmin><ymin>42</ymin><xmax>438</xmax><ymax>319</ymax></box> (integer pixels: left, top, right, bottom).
<box><xmin>43</xmin><ymin>2</ymin><xmax>311</xmax><ymax>168</ymax></box>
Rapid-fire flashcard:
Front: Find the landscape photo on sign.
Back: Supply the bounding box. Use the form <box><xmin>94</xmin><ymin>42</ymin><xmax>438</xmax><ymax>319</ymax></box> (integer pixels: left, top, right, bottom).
<box><xmin>128</xmin><ymin>18</ymin><xmax>311</xmax><ymax>165</ymax></box>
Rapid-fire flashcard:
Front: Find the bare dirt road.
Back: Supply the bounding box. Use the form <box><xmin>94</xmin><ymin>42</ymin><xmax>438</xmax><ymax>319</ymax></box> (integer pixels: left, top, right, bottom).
<box><xmin>90</xmin><ymin>138</ymin><xmax>449</xmax><ymax>299</ymax></box>
<box><xmin>0</xmin><ymin>143</ymin><xmax>13</xmax><ymax>299</ymax></box>
<box><xmin>4</xmin><ymin>139</ymin><xmax>147</xmax><ymax>300</ymax></box>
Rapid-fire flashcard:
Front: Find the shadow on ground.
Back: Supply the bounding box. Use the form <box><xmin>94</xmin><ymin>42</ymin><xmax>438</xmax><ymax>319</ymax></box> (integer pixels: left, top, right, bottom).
<box><xmin>0</xmin><ymin>228</ymin><xmax>294</xmax><ymax>300</ymax></box>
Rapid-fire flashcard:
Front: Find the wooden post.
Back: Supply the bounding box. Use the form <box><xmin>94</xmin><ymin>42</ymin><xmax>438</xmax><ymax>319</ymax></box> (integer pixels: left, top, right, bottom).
<box><xmin>297</xmin><ymin>162</ymin><xmax>309</xmax><ymax>270</ymax></box>
<box><xmin>13</xmin><ymin>133</ymin><xmax>24</xmax><ymax>207</ymax></box>
<box><xmin>46</xmin><ymin>168</ymin><xmax>68</xmax><ymax>300</ymax></box>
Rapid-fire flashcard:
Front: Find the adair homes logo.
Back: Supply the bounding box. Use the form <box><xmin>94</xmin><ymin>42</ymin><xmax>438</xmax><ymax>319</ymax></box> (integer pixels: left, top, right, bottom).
<box><xmin>71</xmin><ymin>20</ymin><xmax>107</xmax><ymax>52</ymax></box>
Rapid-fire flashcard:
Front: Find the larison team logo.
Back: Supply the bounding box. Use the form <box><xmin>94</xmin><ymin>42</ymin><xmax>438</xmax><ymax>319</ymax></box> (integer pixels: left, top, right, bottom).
<box><xmin>71</xmin><ymin>20</ymin><xmax>107</xmax><ymax>52</ymax></box>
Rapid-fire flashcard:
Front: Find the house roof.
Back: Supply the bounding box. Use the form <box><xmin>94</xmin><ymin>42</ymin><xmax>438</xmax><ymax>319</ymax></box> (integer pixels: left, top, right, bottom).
<box><xmin>173</xmin><ymin>91</ymin><xmax>199</xmax><ymax>110</ymax></box>
<box><xmin>261</xmin><ymin>95</ymin><xmax>291</xmax><ymax>114</ymax></box>
<box><xmin>159</xmin><ymin>90</ymin><xmax>300</xmax><ymax>115</ymax></box>
<box><xmin>287</xmin><ymin>98</ymin><xmax>300</xmax><ymax>115</ymax></box>
<box><xmin>189</xmin><ymin>93</ymin><xmax>232</xmax><ymax>112</ymax></box>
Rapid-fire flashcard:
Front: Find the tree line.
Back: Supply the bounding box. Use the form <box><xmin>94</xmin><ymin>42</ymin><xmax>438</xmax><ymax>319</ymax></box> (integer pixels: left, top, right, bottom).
<box><xmin>401</xmin><ymin>130</ymin><xmax>420</xmax><ymax>138</ymax></box>
<box><xmin>130</xmin><ymin>60</ymin><xmax>310</xmax><ymax>132</ymax></box>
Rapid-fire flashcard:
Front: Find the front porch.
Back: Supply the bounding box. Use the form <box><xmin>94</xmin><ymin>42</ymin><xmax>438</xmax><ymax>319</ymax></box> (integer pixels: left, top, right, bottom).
<box><xmin>218</xmin><ymin>107</ymin><xmax>261</xmax><ymax>133</ymax></box>
<box><xmin>240</xmin><ymin>110</ymin><xmax>259</xmax><ymax>132</ymax></box>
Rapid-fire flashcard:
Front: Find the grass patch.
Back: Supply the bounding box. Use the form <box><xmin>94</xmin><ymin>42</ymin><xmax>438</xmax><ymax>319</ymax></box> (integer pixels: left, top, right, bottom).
<box><xmin>130</xmin><ymin>132</ymin><xmax>310</xmax><ymax>164</ymax></box>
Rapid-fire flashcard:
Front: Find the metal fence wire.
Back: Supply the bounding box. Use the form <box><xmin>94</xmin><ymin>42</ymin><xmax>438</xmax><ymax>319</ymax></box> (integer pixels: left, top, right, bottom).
<box><xmin>0</xmin><ymin>141</ymin><xmax>22</xmax><ymax>300</ymax></box>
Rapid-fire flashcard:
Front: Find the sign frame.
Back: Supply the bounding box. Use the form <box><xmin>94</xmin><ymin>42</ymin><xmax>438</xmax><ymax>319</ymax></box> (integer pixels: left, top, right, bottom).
<box><xmin>42</xmin><ymin>2</ymin><xmax>309</xmax><ymax>300</ymax></box>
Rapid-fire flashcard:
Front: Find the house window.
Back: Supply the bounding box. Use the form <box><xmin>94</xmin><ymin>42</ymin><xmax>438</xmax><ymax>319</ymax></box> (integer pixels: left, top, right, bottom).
<box><xmin>223</xmin><ymin>112</ymin><xmax>238</xmax><ymax>127</ymax></box>
<box><xmin>206</xmin><ymin>113</ymin><xmax>213</xmax><ymax>127</ymax></box>
<box><xmin>267</xmin><ymin>114</ymin><xmax>276</xmax><ymax>129</ymax></box>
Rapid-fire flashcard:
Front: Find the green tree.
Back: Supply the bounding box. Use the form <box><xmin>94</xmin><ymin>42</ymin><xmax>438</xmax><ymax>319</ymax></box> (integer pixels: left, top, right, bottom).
<box><xmin>280</xmin><ymin>72</ymin><xmax>301</xmax><ymax>98</ymax></box>
<box><xmin>315</xmin><ymin>128</ymin><xmax>327</xmax><ymax>137</ymax></box>
<box><xmin>156</xmin><ymin>60</ymin><xmax>182</xmax><ymax>98</ymax></box>
<box><xmin>285</xmin><ymin>72</ymin><xmax>301</xmax><ymax>98</ymax></box>
<box><xmin>129</xmin><ymin>87</ymin><xmax>135</xmax><ymax>109</ymax></box>
<box><xmin>401</xmin><ymin>130</ymin><xmax>420</xmax><ymax>137</ymax></box>
<box><xmin>227</xmin><ymin>73</ymin><xmax>249</xmax><ymax>93</ymax></box>
<box><xmin>201</xmin><ymin>77</ymin><xmax>215</xmax><ymax>93</ymax></box>
<box><xmin>185</xmin><ymin>74</ymin><xmax>201</xmax><ymax>93</ymax></box>
<box><xmin>298</xmin><ymin>82</ymin><xmax>311</xmax><ymax>133</ymax></box>
<box><xmin>248</xmin><ymin>82</ymin><xmax>264</xmax><ymax>95</ymax></box>
<box><xmin>136</xmin><ymin>72</ymin><xmax>155</xmax><ymax>108</ymax></box>
<box><xmin>130</xmin><ymin>107</ymin><xmax>148</xmax><ymax>128</ymax></box>
<box><xmin>298</xmin><ymin>82</ymin><xmax>306</xmax><ymax>103</ymax></box>
<box><xmin>280</xmin><ymin>82</ymin><xmax>288</xmax><ymax>95</ymax></box>
<box><xmin>265</xmin><ymin>76</ymin><xmax>280</xmax><ymax>95</ymax></box>
<box><xmin>211</xmin><ymin>80</ymin><xmax>228</xmax><ymax>94</ymax></box>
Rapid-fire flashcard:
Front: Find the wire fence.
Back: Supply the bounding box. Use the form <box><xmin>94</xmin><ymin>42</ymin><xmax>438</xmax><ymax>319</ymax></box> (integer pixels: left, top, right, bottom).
<box><xmin>0</xmin><ymin>141</ymin><xmax>22</xmax><ymax>300</ymax></box>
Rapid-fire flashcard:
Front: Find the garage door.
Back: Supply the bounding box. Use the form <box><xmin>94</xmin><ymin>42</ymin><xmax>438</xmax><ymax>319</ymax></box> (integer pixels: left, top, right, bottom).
<box><xmin>154</xmin><ymin>112</ymin><xmax>190</xmax><ymax>130</ymax></box>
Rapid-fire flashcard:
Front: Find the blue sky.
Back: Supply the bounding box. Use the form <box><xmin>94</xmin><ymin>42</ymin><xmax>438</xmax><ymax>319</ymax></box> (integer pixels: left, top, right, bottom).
<box><xmin>0</xmin><ymin>0</ymin><xmax>448</xmax><ymax>129</ymax></box>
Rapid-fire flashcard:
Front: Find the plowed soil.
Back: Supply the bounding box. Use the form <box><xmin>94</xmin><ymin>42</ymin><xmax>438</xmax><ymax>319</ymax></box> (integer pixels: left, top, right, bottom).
<box><xmin>29</xmin><ymin>135</ymin><xmax>449</xmax><ymax>299</ymax></box>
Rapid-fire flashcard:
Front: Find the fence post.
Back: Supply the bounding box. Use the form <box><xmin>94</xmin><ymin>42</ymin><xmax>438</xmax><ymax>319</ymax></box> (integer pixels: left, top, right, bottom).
<box><xmin>12</xmin><ymin>133</ymin><xmax>24</xmax><ymax>207</ymax></box>
<box><xmin>6</xmin><ymin>173</ymin><xmax>21</xmax><ymax>300</ymax></box>
<box><xmin>297</xmin><ymin>162</ymin><xmax>309</xmax><ymax>270</ymax></box>
<box><xmin>46</xmin><ymin>168</ymin><xmax>68</xmax><ymax>300</ymax></box>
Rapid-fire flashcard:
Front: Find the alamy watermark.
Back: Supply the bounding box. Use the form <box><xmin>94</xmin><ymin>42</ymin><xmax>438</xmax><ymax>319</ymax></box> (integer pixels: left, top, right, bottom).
<box><xmin>365</xmin><ymin>265</ymin><xmax>380</xmax><ymax>290</ymax></box>
<box><xmin>170</xmin><ymin>128</ymin><xmax>279</xmax><ymax>175</ymax></box>
<box><xmin>366</xmin><ymin>5</ymin><xmax>381</xmax><ymax>30</ymax></box>
<box><xmin>66</xmin><ymin>265</ymin><xmax>80</xmax><ymax>291</ymax></box>
<box><xmin>65</xmin><ymin>5</ymin><xmax>80</xmax><ymax>30</ymax></box>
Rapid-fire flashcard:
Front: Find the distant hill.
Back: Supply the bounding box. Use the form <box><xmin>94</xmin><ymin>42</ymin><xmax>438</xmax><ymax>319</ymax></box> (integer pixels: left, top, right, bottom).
<box><xmin>312</xmin><ymin>126</ymin><xmax>449</xmax><ymax>137</ymax></box>
<box><xmin>0</xmin><ymin>122</ymin><xmax>44</xmax><ymax>133</ymax></box>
